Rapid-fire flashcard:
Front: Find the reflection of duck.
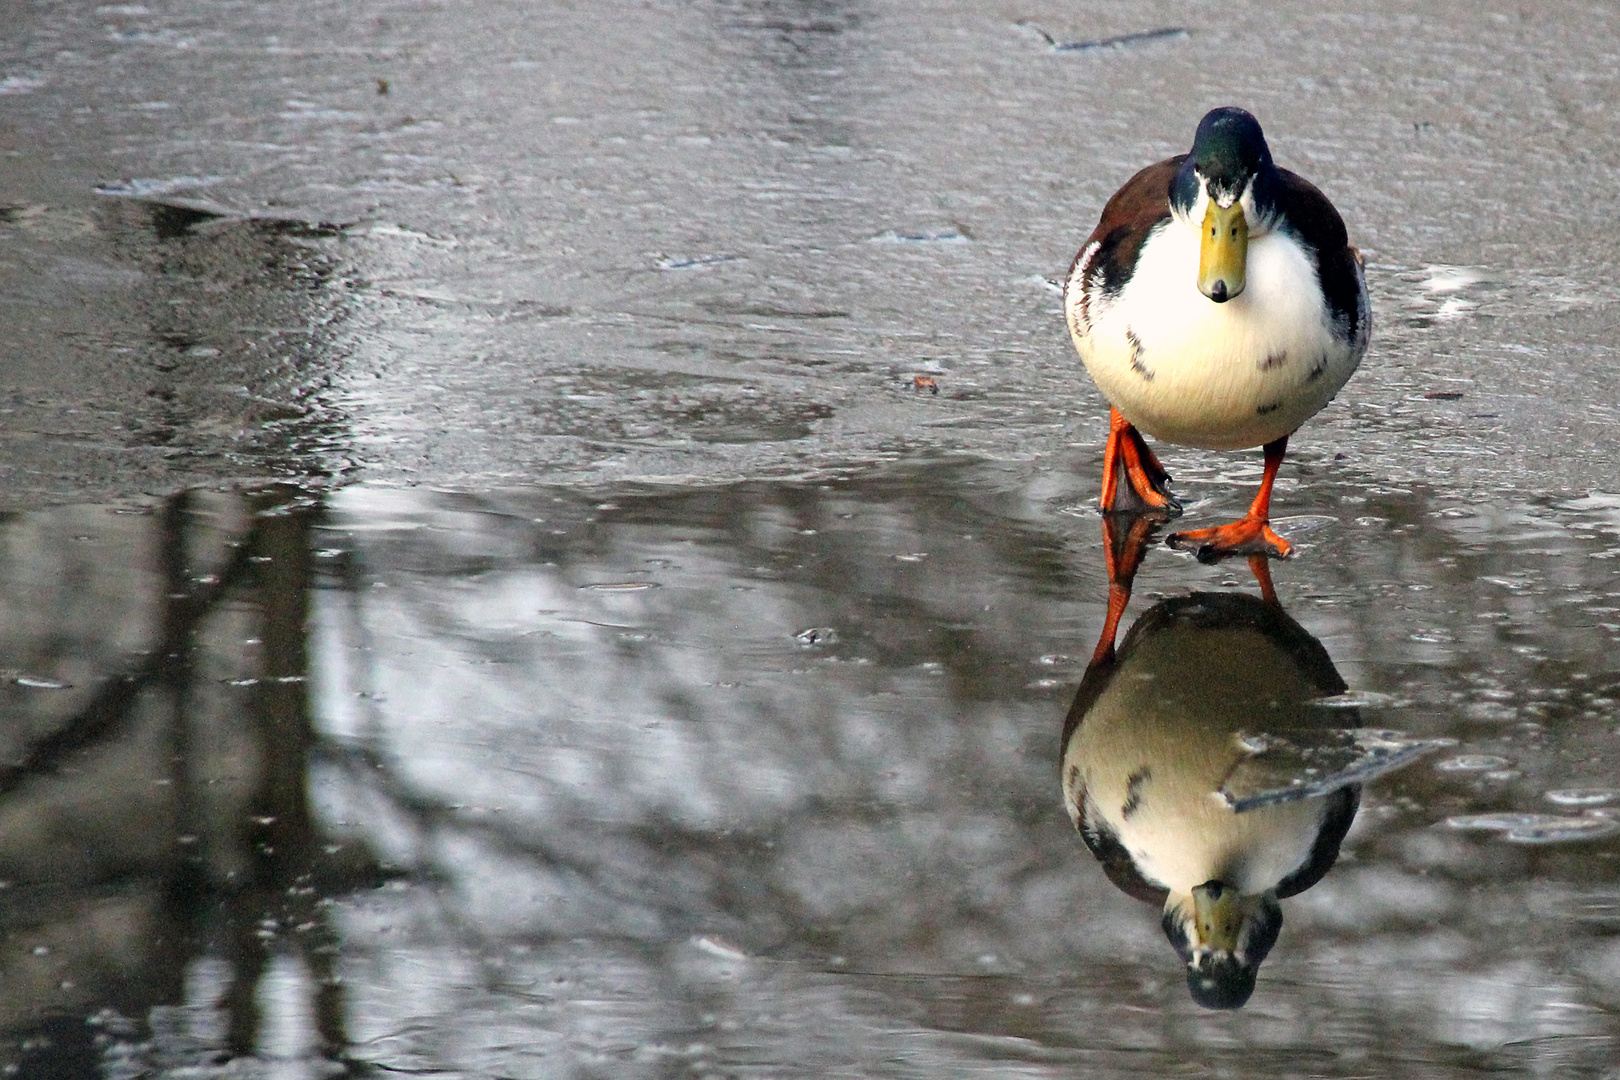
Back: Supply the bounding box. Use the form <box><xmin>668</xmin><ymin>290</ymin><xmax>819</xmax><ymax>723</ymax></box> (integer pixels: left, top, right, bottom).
<box><xmin>1065</xmin><ymin>107</ymin><xmax>1368</xmax><ymax>560</ymax></box>
<box><xmin>1062</xmin><ymin>515</ymin><xmax>1435</xmax><ymax>1008</ymax></box>
<box><xmin>1062</xmin><ymin>589</ymin><xmax>1355</xmax><ymax>1008</ymax></box>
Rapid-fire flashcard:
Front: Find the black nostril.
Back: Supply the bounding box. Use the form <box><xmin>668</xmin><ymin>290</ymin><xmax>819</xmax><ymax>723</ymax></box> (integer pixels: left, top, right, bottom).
<box><xmin>1210</xmin><ymin>280</ymin><xmax>1229</xmax><ymax>303</ymax></box>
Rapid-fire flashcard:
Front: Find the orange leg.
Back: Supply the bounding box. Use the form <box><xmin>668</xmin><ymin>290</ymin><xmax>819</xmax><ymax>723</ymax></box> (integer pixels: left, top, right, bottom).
<box><xmin>1166</xmin><ymin>436</ymin><xmax>1294</xmax><ymax>563</ymax></box>
<box><xmin>1090</xmin><ymin>512</ymin><xmax>1160</xmax><ymax>665</ymax></box>
<box><xmin>1099</xmin><ymin>408</ymin><xmax>1179</xmax><ymax>514</ymax></box>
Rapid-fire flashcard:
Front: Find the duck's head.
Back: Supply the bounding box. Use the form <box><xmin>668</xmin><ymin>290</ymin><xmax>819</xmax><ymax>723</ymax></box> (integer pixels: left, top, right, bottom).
<box><xmin>1170</xmin><ymin>107</ymin><xmax>1281</xmax><ymax>304</ymax></box>
<box><xmin>1161</xmin><ymin>879</ymin><xmax>1282</xmax><ymax>1009</ymax></box>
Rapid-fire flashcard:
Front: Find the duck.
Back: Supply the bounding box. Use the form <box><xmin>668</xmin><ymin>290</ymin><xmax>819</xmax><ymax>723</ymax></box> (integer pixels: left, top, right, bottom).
<box><xmin>1064</xmin><ymin>106</ymin><xmax>1369</xmax><ymax>561</ymax></box>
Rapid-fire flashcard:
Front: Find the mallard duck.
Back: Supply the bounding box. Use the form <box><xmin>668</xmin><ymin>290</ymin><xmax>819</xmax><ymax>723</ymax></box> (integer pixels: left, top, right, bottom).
<box><xmin>1064</xmin><ymin>107</ymin><xmax>1368</xmax><ymax>560</ymax></box>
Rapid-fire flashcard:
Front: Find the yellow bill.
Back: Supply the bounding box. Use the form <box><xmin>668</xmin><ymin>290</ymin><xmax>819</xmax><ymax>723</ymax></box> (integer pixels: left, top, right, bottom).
<box><xmin>1191</xmin><ymin>881</ymin><xmax>1243</xmax><ymax>952</ymax></box>
<box><xmin>1199</xmin><ymin>202</ymin><xmax>1248</xmax><ymax>303</ymax></box>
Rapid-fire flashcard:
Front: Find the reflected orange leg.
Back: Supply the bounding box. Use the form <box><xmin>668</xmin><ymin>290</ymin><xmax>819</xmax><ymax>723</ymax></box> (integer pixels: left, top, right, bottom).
<box><xmin>1099</xmin><ymin>408</ymin><xmax>1179</xmax><ymax>515</ymax></box>
<box><xmin>1247</xmin><ymin>554</ymin><xmax>1278</xmax><ymax>605</ymax></box>
<box><xmin>1090</xmin><ymin>512</ymin><xmax>1160</xmax><ymax>665</ymax></box>
<box><xmin>1167</xmin><ymin>436</ymin><xmax>1293</xmax><ymax>563</ymax></box>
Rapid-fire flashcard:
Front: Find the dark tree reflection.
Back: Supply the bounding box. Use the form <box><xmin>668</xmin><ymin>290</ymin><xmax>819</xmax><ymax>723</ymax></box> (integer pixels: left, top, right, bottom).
<box><xmin>0</xmin><ymin>488</ymin><xmax>388</xmax><ymax>1074</ymax></box>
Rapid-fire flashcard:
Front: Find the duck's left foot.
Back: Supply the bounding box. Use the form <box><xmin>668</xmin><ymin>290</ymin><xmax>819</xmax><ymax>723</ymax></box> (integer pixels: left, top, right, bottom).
<box><xmin>1166</xmin><ymin>516</ymin><xmax>1293</xmax><ymax>564</ymax></box>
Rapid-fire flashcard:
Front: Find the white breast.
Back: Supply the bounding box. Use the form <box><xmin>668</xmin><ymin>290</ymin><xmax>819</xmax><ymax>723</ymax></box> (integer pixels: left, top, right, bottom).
<box><xmin>1068</xmin><ymin>220</ymin><xmax>1363</xmax><ymax>451</ymax></box>
<box><xmin>1088</xmin><ymin>744</ymin><xmax>1326</xmax><ymax>896</ymax></box>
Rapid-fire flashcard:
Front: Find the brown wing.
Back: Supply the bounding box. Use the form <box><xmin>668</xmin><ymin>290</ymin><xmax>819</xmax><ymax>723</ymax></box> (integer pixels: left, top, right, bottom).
<box><xmin>1064</xmin><ymin>154</ymin><xmax>1183</xmax><ymax>325</ymax></box>
<box><xmin>1275</xmin><ymin>168</ymin><xmax>1367</xmax><ymax>344</ymax></box>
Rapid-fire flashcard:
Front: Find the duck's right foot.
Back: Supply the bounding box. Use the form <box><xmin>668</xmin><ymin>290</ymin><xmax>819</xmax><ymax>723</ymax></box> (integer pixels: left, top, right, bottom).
<box><xmin>1099</xmin><ymin>408</ymin><xmax>1180</xmax><ymax>515</ymax></box>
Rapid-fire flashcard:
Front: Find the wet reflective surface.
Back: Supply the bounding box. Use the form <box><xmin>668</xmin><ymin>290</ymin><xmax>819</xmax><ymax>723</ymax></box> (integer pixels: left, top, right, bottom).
<box><xmin>8</xmin><ymin>475</ymin><xmax>1620</xmax><ymax>1075</ymax></box>
<box><xmin>7</xmin><ymin>0</ymin><xmax>1620</xmax><ymax>1075</ymax></box>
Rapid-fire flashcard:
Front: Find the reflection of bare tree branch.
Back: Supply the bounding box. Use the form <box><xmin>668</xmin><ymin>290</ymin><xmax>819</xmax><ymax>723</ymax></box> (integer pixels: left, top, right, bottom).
<box><xmin>313</xmin><ymin>734</ymin><xmax>828</xmax><ymax>956</ymax></box>
<box><xmin>318</xmin><ymin>737</ymin><xmax>723</xmax><ymax>955</ymax></box>
<box><xmin>317</xmin><ymin>738</ymin><xmax>595</xmax><ymax>890</ymax></box>
<box><xmin>311</xmin><ymin>736</ymin><xmax>673</xmax><ymax>1009</ymax></box>
<box><xmin>0</xmin><ymin>509</ymin><xmax>258</xmax><ymax>800</ymax></box>
<box><xmin>299</xmin><ymin>481</ymin><xmax>1086</xmax><ymax>997</ymax></box>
